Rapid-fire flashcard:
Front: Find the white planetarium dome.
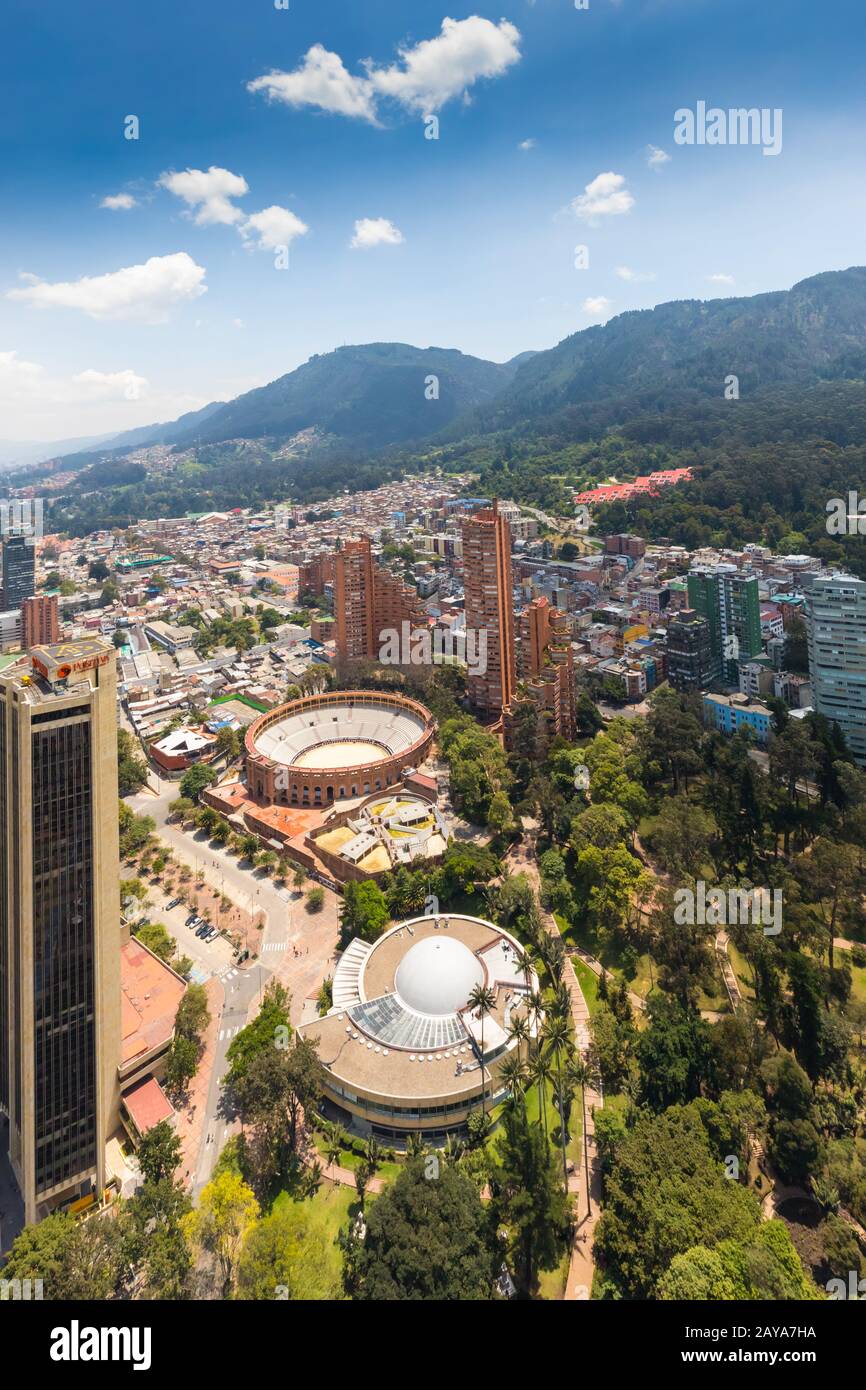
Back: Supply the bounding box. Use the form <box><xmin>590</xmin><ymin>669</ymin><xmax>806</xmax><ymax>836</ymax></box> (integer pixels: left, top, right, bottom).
<box><xmin>394</xmin><ymin>935</ymin><xmax>485</xmax><ymax>1016</ymax></box>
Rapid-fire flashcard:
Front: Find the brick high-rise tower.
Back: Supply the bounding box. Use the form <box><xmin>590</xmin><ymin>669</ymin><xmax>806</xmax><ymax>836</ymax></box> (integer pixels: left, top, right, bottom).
<box><xmin>21</xmin><ymin>594</ymin><xmax>60</xmax><ymax>650</ymax></box>
<box><xmin>334</xmin><ymin>537</ymin><xmax>428</xmax><ymax>666</ymax></box>
<box><xmin>462</xmin><ymin>501</ymin><xmax>516</xmax><ymax>719</ymax></box>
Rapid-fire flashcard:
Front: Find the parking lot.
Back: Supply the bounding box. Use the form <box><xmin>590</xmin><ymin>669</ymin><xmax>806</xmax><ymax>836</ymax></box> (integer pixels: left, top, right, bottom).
<box><xmin>140</xmin><ymin>884</ymin><xmax>237</xmax><ymax>984</ymax></box>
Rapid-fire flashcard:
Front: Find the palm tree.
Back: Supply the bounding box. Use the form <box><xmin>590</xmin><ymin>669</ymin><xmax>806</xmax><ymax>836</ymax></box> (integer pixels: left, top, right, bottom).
<box><xmin>405</xmin><ymin>1130</ymin><xmax>426</xmax><ymax>1161</ymax></box>
<box><xmin>528</xmin><ymin>990</ymin><xmax>546</xmax><ymax>1053</ymax></box>
<box><xmin>514</xmin><ymin>947</ymin><xmax>533</xmax><ymax>995</ymax></box>
<box><xmin>529</xmin><ymin>1049</ymin><xmax>553</xmax><ymax>1147</ymax></box>
<box><xmin>364</xmin><ymin>1135</ymin><xmax>381</xmax><ymax>1175</ymax></box>
<box><xmin>507</xmin><ymin>1012</ymin><xmax>530</xmax><ymax>1069</ymax></box>
<box><xmin>568</xmin><ymin>1055</ymin><xmax>593</xmax><ymax>1220</ymax></box>
<box><xmin>444</xmin><ymin>1132</ymin><xmax>466</xmax><ymax>1166</ymax></box>
<box><xmin>546</xmin><ymin>935</ymin><xmax>567</xmax><ymax>988</ymax></box>
<box><xmin>499</xmin><ymin>1053</ymin><xmax>527</xmax><ymax>1109</ymax></box>
<box><xmin>468</xmin><ymin>982</ymin><xmax>497</xmax><ymax>1120</ymax></box>
<box><xmin>551</xmin><ymin>981</ymin><xmax>572</xmax><ymax>1021</ymax></box>
<box><xmin>542</xmin><ymin>1012</ymin><xmax>574</xmax><ymax>1189</ymax></box>
<box><xmin>811</xmin><ymin>1173</ymin><xmax>840</xmax><ymax>1214</ymax></box>
<box><xmin>322</xmin><ymin>1119</ymin><xmax>347</xmax><ymax>1174</ymax></box>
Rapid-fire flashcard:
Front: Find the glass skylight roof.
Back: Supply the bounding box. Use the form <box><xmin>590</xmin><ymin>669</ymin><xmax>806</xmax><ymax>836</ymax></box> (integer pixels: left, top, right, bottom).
<box><xmin>349</xmin><ymin>993</ymin><xmax>468</xmax><ymax>1050</ymax></box>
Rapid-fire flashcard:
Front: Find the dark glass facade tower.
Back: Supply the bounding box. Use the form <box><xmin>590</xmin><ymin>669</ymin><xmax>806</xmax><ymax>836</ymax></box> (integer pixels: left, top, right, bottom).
<box><xmin>2</xmin><ymin>533</ymin><xmax>36</xmax><ymax>610</ymax></box>
<box><xmin>0</xmin><ymin>639</ymin><xmax>120</xmax><ymax>1224</ymax></box>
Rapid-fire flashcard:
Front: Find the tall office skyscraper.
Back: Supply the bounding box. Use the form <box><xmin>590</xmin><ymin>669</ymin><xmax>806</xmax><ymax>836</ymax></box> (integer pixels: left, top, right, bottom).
<box><xmin>687</xmin><ymin>566</ymin><xmax>761</xmax><ymax>683</ymax></box>
<box><xmin>462</xmin><ymin>501</ymin><xmax>517</xmax><ymax>718</ymax></box>
<box><xmin>666</xmin><ymin>608</ymin><xmax>716</xmax><ymax>691</ymax></box>
<box><xmin>0</xmin><ymin>638</ymin><xmax>120</xmax><ymax>1224</ymax></box>
<box><xmin>806</xmin><ymin>573</ymin><xmax>866</xmax><ymax>765</ymax></box>
<box><xmin>2</xmin><ymin>532</ymin><xmax>36</xmax><ymax>611</ymax></box>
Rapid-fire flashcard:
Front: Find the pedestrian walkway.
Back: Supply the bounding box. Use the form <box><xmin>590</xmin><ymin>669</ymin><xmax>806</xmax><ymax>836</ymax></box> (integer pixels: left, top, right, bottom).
<box><xmin>218</xmin><ymin>1023</ymin><xmax>244</xmax><ymax>1042</ymax></box>
<box><xmin>322</xmin><ymin>1161</ymin><xmax>386</xmax><ymax>1195</ymax></box>
<box><xmin>505</xmin><ymin>835</ymin><xmax>605</xmax><ymax>1300</ymax></box>
<box><xmin>715</xmin><ymin>930</ymin><xmax>742</xmax><ymax>1012</ymax></box>
<box><xmin>175</xmin><ymin>975</ymin><xmax>224</xmax><ymax>1190</ymax></box>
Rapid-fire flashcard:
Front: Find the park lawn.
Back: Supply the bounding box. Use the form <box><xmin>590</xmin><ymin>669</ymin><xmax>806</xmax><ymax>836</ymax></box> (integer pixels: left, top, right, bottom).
<box><xmin>443</xmin><ymin>889</ymin><xmax>487</xmax><ymax>919</ymax></box>
<box><xmin>572</xmin><ymin>958</ymin><xmax>601</xmax><ymax>1014</ymax></box>
<box><xmin>537</xmin><ymin>1249</ymin><xmax>571</xmax><ymax>1301</ymax></box>
<box><xmin>557</xmin><ymin>911</ymin><xmax>656</xmax><ymax>1001</ymax></box>
<box><xmin>839</xmin><ymin>948</ymin><xmax>866</xmax><ymax>1003</ymax></box>
<box><xmin>556</xmin><ymin>909</ymin><xmax>636</xmax><ymax>980</ymax></box>
<box><xmin>601</xmin><ymin>1092</ymin><xmax>630</xmax><ymax>1122</ymax></box>
<box><xmin>271</xmin><ymin>1180</ymin><xmax>359</xmax><ymax>1292</ymax></box>
<box><xmin>521</xmin><ymin>1078</ymin><xmax>583</xmax><ymax>1166</ymax></box>
<box><xmin>727</xmin><ymin>940</ymin><xmax>757</xmax><ymax>1001</ymax></box>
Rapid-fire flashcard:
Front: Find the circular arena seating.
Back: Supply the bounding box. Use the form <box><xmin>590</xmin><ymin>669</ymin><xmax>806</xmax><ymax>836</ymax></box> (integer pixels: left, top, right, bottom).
<box><xmin>251</xmin><ymin>700</ymin><xmax>426</xmax><ymax>769</ymax></box>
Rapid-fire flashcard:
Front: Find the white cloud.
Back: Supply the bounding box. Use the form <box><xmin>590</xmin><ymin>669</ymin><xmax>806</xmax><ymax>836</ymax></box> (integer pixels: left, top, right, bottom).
<box><xmin>248</xmin><ymin>44</ymin><xmax>378</xmax><ymax>122</ymax></box>
<box><xmin>616</xmin><ymin>265</ymin><xmax>656</xmax><ymax>283</ymax></box>
<box><xmin>582</xmin><ymin>296</ymin><xmax>612</xmax><ymax>317</ymax></box>
<box><xmin>571</xmin><ymin>171</ymin><xmax>634</xmax><ymax>221</ymax></box>
<box><xmin>0</xmin><ymin>352</ymin><xmax>148</xmax><ymax>405</ymax></box>
<box><xmin>100</xmin><ymin>192</ymin><xmax>137</xmax><ymax>211</ymax></box>
<box><xmin>7</xmin><ymin>252</ymin><xmax>207</xmax><ymax>322</ymax></box>
<box><xmin>241</xmin><ymin>205</ymin><xmax>309</xmax><ymax>251</ymax></box>
<box><xmin>70</xmin><ymin>369</ymin><xmax>149</xmax><ymax>401</ymax></box>
<box><xmin>0</xmin><ymin>350</ymin><xmax>44</xmax><ymax>395</ymax></box>
<box><xmin>518</xmin><ymin>138</ymin><xmax>536</xmax><ymax>151</ymax></box>
<box><xmin>350</xmin><ymin>217</ymin><xmax>405</xmax><ymax>249</ymax></box>
<box><xmin>0</xmin><ymin>350</ymin><xmax>206</xmax><ymax>437</ymax></box>
<box><xmin>232</xmin><ymin>319</ymin><xmax>244</xmax><ymax>330</ymax></box>
<box><xmin>646</xmin><ymin>144</ymin><xmax>670</xmax><ymax>170</ymax></box>
<box><xmin>247</xmin><ymin>17</ymin><xmax>521</xmax><ymax>123</ymax></box>
<box><xmin>707</xmin><ymin>273</ymin><xmax>735</xmax><ymax>286</ymax></box>
<box><xmin>368</xmin><ymin>17</ymin><xmax>522</xmax><ymax>114</ymax></box>
<box><xmin>158</xmin><ymin>166</ymin><xmax>249</xmax><ymax>226</ymax></box>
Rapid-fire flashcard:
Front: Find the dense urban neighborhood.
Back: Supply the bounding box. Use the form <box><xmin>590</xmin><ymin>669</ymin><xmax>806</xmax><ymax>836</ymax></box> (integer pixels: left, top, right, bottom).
<box><xmin>0</xmin><ymin>461</ymin><xmax>865</xmax><ymax>1313</ymax></box>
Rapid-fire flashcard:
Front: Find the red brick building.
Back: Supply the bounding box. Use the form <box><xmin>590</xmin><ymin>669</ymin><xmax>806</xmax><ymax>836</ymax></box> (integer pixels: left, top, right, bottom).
<box><xmin>462</xmin><ymin>501</ymin><xmax>517</xmax><ymax>719</ymax></box>
<box><xmin>21</xmin><ymin>593</ymin><xmax>59</xmax><ymax>649</ymax></box>
<box><xmin>334</xmin><ymin>536</ymin><xmax>427</xmax><ymax>664</ymax></box>
<box><xmin>504</xmin><ymin>596</ymin><xmax>576</xmax><ymax>746</ymax></box>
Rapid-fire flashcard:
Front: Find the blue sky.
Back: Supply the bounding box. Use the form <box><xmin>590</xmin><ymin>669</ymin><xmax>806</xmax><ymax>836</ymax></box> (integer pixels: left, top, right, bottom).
<box><xmin>2</xmin><ymin>0</ymin><xmax>866</xmax><ymax>440</ymax></box>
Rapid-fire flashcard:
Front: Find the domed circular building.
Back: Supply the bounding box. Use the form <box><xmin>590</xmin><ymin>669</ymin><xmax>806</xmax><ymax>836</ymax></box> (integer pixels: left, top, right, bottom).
<box><xmin>244</xmin><ymin>689</ymin><xmax>435</xmax><ymax>808</ymax></box>
<box><xmin>299</xmin><ymin>914</ymin><xmax>540</xmax><ymax>1143</ymax></box>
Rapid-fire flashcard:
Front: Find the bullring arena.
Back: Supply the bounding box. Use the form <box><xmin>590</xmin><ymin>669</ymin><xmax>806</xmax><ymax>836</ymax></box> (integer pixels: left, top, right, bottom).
<box><xmin>244</xmin><ymin>690</ymin><xmax>436</xmax><ymax>807</ymax></box>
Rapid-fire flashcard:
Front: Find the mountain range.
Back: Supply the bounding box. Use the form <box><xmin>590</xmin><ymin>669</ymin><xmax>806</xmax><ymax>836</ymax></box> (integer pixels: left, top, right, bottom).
<box><xmin>23</xmin><ymin>266</ymin><xmax>866</xmax><ymax>531</ymax></box>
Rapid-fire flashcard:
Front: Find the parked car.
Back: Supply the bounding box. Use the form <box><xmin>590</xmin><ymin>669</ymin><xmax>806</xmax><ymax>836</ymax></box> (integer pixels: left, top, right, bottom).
<box><xmin>185</xmin><ymin>913</ymin><xmax>197</xmax><ymax>925</ymax></box>
<box><xmin>195</xmin><ymin>924</ymin><xmax>210</xmax><ymax>938</ymax></box>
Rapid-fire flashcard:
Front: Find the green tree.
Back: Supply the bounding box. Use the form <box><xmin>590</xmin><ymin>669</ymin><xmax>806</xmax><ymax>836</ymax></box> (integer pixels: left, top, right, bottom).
<box><xmin>594</xmin><ymin>1105</ymin><xmax>762</xmax><ymax>1298</ymax></box>
<box><xmin>180</xmin><ymin>762</ymin><xmax>219</xmax><ymax>802</ymax></box>
<box><xmin>338</xmin><ymin>879</ymin><xmax>389</xmax><ymax>947</ymax></box>
<box><xmin>348</xmin><ymin>1159</ymin><xmax>497</xmax><ymax>1300</ymax></box>
<box><xmin>182</xmin><ymin>1170</ymin><xmax>260</xmax><ymax>1295</ymax></box>
<box><xmin>467</xmin><ymin>982</ymin><xmax>497</xmax><ymax>1121</ymax></box>
<box><xmin>236</xmin><ymin>1199</ymin><xmax>340</xmax><ymax>1300</ymax></box>
<box><xmin>117</xmin><ymin>728</ymin><xmax>148</xmax><ymax>796</ymax></box>
<box><xmin>494</xmin><ymin>1098</ymin><xmax>572</xmax><ymax>1297</ymax></box>
<box><xmin>134</xmin><ymin>920</ymin><xmax>176</xmax><ymax>963</ymax></box>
